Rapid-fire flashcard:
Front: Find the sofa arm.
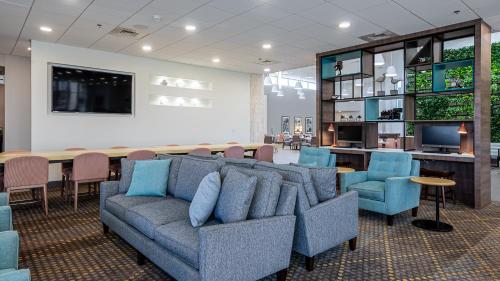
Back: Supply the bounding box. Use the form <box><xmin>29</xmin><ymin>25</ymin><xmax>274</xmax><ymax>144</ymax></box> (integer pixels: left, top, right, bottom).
<box><xmin>99</xmin><ymin>181</ymin><xmax>120</xmax><ymax>219</ymax></box>
<box><xmin>0</xmin><ymin>269</ymin><xmax>30</xmax><ymax>281</ymax></box>
<box><xmin>296</xmin><ymin>191</ymin><xmax>358</xmax><ymax>256</ymax></box>
<box><xmin>340</xmin><ymin>171</ymin><xmax>368</xmax><ymax>193</ymax></box>
<box><xmin>199</xmin><ymin>216</ymin><xmax>296</xmax><ymax>281</ymax></box>
<box><xmin>0</xmin><ymin>206</ymin><xmax>12</xmax><ymax>232</ymax></box>
<box><xmin>385</xmin><ymin>177</ymin><xmax>421</xmax><ymax>214</ymax></box>
<box><xmin>0</xmin><ymin>192</ymin><xmax>8</xmax><ymax>206</ymax></box>
<box><xmin>0</xmin><ymin>230</ymin><xmax>19</xmax><ymax>271</ymax></box>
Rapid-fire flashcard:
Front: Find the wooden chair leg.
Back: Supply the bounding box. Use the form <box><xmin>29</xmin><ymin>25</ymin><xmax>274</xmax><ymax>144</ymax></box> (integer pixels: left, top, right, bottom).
<box><xmin>74</xmin><ymin>181</ymin><xmax>78</xmax><ymax>212</ymax></box>
<box><xmin>387</xmin><ymin>215</ymin><xmax>394</xmax><ymax>226</ymax></box>
<box><xmin>441</xmin><ymin>187</ymin><xmax>446</xmax><ymax>209</ymax></box>
<box><xmin>305</xmin><ymin>256</ymin><xmax>315</xmax><ymax>271</ymax></box>
<box><xmin>276</xmin><ymin>268</ymin><xmax>288</xmax><ymax>281</ymax></box>
<box><xmin>43</xmin><ymin>184</ymin><xmax>48</xmax><ymax>216</ymax></box>
<box><xmin>412</xmin><ymin>207</ymin><xmax>419</xmax><ymax>217</ymax></box>
<box><xmin>349</xmin><ymin>237</ymin><xmax>357</xmax><ymax>251</ymax></box>
<box><xmin>61</xmin><ymin>175</ymin><xmax>65</xmax><ymax>198</ymax></box>
<box><xmin>137</xmin><ymin>251</ymin><xmax>146</xmax><ymax>265</ymax></box>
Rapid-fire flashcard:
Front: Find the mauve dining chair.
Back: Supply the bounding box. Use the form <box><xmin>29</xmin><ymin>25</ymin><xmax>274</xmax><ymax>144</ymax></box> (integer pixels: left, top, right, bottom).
<box><xmin>189</xmin><ymin>147</ymin><xmax>211</xmax><ymax>156</ymax></box>
<box><xmin>4</xmin><ymin>156</ymin><xmax>49</xmax><ymax>216</ymax></box>
<box><xmin>69</xmin><ymin>152</ymin><xmax>109</xmax><ymax>211</ymax></box>
<box><xmin>0</xmin><ymin>150</ymin><xmax>28</xmax><ymax>192</ymax></box>
<box><xmin>61</xmin><ymin>148</ymin><xmax>87</xmax><ymax>200</ymax></box>
<box><xmin>224</xmin><ymin>146</ymin><xmax>245</xmax><ymax>159</ymax></box>
<box><xmin>254</xmin><ymin>145</ymin><xmax>274</xmax><ymax>163</ymax></box>
<box><xmin>109</xmin><ymin>146</ymin><xmax>129</xmax><ymax>180</ymax></box>
<box><xmin>127</xmin><ymin>150</ymin><xmax>156</xmax><ymax>160</ymax></box>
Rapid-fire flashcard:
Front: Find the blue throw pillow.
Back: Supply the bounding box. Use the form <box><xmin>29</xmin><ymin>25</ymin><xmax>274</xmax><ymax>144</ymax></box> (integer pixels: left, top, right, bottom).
<box><xmin>126</xmin><ymin>160</ymin><xmax>171</xmax><ymax>197</ymax></box>
<box><xmin>189</xmin><ymin>172</ymin><xmax>221</xmax><ymax>227</ymax></box>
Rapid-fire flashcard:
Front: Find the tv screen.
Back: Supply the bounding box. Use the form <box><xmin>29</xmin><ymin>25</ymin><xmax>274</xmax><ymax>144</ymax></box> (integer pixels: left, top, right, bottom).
<box><xmin>422</xmin><ymin>125</ymin><xmax>460</xmax><ymax>148</ymax></box>
<box><xmin>337</xmin><ymin>125</ymin><xmax>362</xmax><ymax>142</ymax></box>
<box><xmin>51</xmin><ymin>64</ymin><xmax>133</xmax><ymax>114</ymax></box>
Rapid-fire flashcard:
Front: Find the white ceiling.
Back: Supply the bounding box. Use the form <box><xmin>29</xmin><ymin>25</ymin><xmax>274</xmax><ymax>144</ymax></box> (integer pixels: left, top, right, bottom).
<box><xmin>1</xmin><ymin>0</ymin><xmax>499</xmax><ymax>74</ymax></box>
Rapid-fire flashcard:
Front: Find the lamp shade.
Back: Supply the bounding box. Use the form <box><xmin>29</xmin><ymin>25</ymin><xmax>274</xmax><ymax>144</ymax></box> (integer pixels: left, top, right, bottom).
<box><xmin>277</xmin><ymin>90</ymin><xmax>284</xmax><ymax>97</ymax></box>
<box><xmin>328</xmin><ymin>123</ymin><xmax>335</xmax><ymax>132</ymax></box>
<box><xmin>271</xmin><ymin>84</ymin><xmax>279</xmax><ymax>93</ymax></box>
<box><xmin>458</xmin><ymin>122</ymin><xmax>468</xmax><ymax>134</ymax></box>
<box><xmin>385</xmin><ymin>65</ymin><xmax>397</xmax><ymax>77</ymax></box>
<box><xmin>374</xmin><ymin>54</ymin><xmax>385</xmax><ymax>66</ymax></box>
<box><xmin>294</xmin><ymin>80</ymin><xmax>303</xmax><ymax>89</ymax></box>
<box><xmin>264</xmin><ymin>75</ymin><xmax>273</xmax><ymax>86</ymax></box>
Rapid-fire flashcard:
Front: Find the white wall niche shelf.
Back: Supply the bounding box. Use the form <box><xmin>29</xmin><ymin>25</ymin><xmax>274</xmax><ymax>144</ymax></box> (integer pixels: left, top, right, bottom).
<box><xmin>149</xmin><ymin>94</ymin><xmax>213</xmax><ymax>108</ymax></box>
<box><xmin>150</xmin><ymin>75</ymin><xmax>213</xmax><ymax>91</ymax></box>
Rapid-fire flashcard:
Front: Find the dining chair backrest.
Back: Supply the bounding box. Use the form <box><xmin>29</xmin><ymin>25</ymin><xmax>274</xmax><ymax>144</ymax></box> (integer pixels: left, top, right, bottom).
<box><xmin>166</xmin><ymin>144</ymin><xmax>179</xmax><ymax>146</ymax></box>
<box><xmin>292</xmin><ymin>135</ymin><xmax>301</xmax><ymax>142</ymax></box>
<box><xmin>198</xmin><ymin>143</ymin><xmax>211</xmax><ymax>145</ymax></box>
<box><xmin>127</xmin><ymin>150</ymin><xmax>156</xmax><ymax>160</ymax></box>
<box><xmin>310</xmin><ymin>136</ymin><xmax>318</xmax><ymax>147</ymax></box>
<box><xmin>71</xmin><ymin>153</ymin><xmax>109</xmax><ymax>181</ymax></box>
<box><xmin>224</xmin><ymin>146</ymin><xmax>245</xmax><ymax>159</ymax></box>
<box><xmin>189</xmin><ymin>147</ymin><xmax>211</xmax><ymax>156</ymax></box>
<box><xmin>64</xmin><ymin>148</ymin><xmax>86</xmax><ymax>151</ymax></box>
<box><xmin>226</xmin><ymin>141</ymin><xmax>239</xmax><ymax>144</ymax></box>
<box><xmin>254</xmin><ymin>145</ymin><xmax>274</xmax><ymax>163</ymax></box>
<box><xmin>4</xmin><ymin>156</ymin><xmax>49</xmax><ymax>188</ymax></box>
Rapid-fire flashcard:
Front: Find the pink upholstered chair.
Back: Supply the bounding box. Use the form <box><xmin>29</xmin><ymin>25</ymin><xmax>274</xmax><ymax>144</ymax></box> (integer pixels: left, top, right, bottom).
<box><xmin>224</xmin><ymin>146</ymin><xmax>245</xmax><ymax>159</ymax></box>
<box><xmin>111</xmin><ymin>146</ymin><xmax>129</xmax><ymax>149</ymax></box>
<box><xmin>254</xmin><ymin>145</ymin><xmax>274</xmax><ymax>163</ymax></box>
<box><xmin>61</xmin><ymin>148</ymin><xmax>87</xmax><ymax>199</ymax></box>
<box><xmin>4</xmin><ymin>156</ymin><xmax>49</xmax><ymax>216</ymax></box>
<box><xmin>109</xmin><ymin>146</ymin><xmax>129</xmax><ymax>180</ymax></box>
<box><xmin>127</xmin><ymin>150</ymin><xmax>156</xmax><ymax>160</ymax></box>
<box><xmin>0</xmin><ymin>150</ymin><xmax>28</xmax><ymax>192</ymax></box>
<box><xmin>189</xmin><ymin>147</ymin><xmax>211</xmax><ymax>156</ymax></box>
<box><xmin>69</xmin><ymin>152</ymin><xmax>109</xmax><ymax>211</ymax></box>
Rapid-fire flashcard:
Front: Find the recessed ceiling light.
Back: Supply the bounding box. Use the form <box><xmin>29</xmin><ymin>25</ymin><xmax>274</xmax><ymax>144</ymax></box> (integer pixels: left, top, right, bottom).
<box><xmin>212</xmin><ymin>57</ymin><xmax>220</xmax><ymax>63</ymax></box>
<box><xmin>153</xmin><ymin>14</ymin><xmax>162</xmax><ymax>23</ymax></box>
<box><xmin>185</xmin><ymin>25</ymin><xmax>196</xmax><ymax>31</ymax></box>
<box><xmin>262</xmin><ymin>43</ymin><xmax>272</xmax><ymax>49</ymax></box>
<box><xmin>27</xmin><ymin>47</ymin><xmax>31</xmax><ymax>51</ymax></box>
<box><xmin>339</xmin><ymin>21</ymin><xmax>351</xmax><ymax>29</ymax></box>
<box><xmin>40</xmin><ymin>26</ymin><xmax>52</xmax><ymax>32</ymax></box>
<box><xmin>142</xmin><ymin>45</ymin><xmax>152</xmax><ymax>52</ymax></box>
<box><xmin>264</xmin><ymin>68</ymin><xmax>270</xmax><ymax>72</ymax></box>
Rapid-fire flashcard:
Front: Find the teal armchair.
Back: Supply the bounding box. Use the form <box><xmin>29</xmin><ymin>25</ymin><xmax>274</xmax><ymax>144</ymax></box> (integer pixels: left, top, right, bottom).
<box><xmin>340</xmin><ymin>152</ymin><xmax>421</xmax><ymax>225</ymax></box>
<box><xmin>298</xmin><ymin>147</ymin><xmax>336</xmax><ymax>168</ymax></box>
<box><xmin>0</xmin><ymin>193</ymin><xmax>31</xmax><ymax>281</ymax></box>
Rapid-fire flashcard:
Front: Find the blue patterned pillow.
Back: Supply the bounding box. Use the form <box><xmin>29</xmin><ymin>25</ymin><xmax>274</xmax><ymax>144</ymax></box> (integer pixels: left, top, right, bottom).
<box><xmin>189</xmin><ymin>172</ymin><xmax>221</xmax><ymax>227</ymax></box>
<box><xmin>126</xmin><ymin>160</ymin><xmax>171</xmax><ymax>197</ymax></box>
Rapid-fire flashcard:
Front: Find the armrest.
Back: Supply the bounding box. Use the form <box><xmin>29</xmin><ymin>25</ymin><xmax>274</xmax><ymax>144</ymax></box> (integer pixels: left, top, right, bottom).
<box><xmin>340</xmin><ymin>171</ymin><xmax>368</xmax><ymax>193</ymax></box>
<box><xmin>0</xmin><ymin>230</ymin><xmax>19</xmax><ymax>270</ymax></box>
<box><xmin>0</xmin><ymin>192</ymin><xmax>8</xmax><ymax>206</ymax></box>
<box><xmin>384</xmin><ymin>177</ymin><xmax>421</xmax><ymax>214</ymax></box>
<box><xmin>298</xmin><ymin>191</ymin><xmax>358</xmax><ymax>256</ymax></box>
<box><xmin>99</xmin><ymin>181</ymin><xmax>120</xmax><ymax>219</ymax></box>
<box><xmin>199</xmin><ymin>216</ymin><xmax>296</xmax><ymax>281</ymax></box>
<box><xmin>0</xmin><ymin>205</ymin><xmax>12</xmax><ymax>232</ymax></box>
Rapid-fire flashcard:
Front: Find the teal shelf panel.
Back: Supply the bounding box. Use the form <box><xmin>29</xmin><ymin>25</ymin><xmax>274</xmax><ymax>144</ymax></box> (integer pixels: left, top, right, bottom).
<box><xmin>365</xmin><ymin>96</ymin><xmax>404</xmax><ymax>122</ymax></box>
<box><xmin>432</xmin><ymin>59</ymin><xmax>474</xmax><ymax>92</ymax></box>
<box><xmin>321</xmin><ymin>50</ymin><xmax>362</xmax><ymax>79</ymax></box>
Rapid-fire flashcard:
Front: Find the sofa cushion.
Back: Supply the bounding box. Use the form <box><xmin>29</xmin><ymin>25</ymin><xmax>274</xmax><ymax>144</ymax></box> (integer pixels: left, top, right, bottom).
<box><xmin>367</xmin><ymin>152</ymin><xmax>412</xmax><ymax>181</ymax></box>
<box><xmin>105</xmin><ymin>194</ymin><xmax>163</xmax><ymax>221</ymax></box>
<box><xmin>221</xmin><ymin>157</ymin><xmax>257</xmax><ymax>169</ymax></box>
<box><xmin>308</xmin><ymin>166</ymin><xmax>337</xmax><ymax>202</ymax></box>
<box><xmin>215</xmin><ymin>168</ymin><xmax>257</xmax><ymax>223</ymax></box>
<box><xmin>221</xmin><ymin>166</ymin><xmax>282</xmax><ymax>219</ymax></box>
<box><xmin>154</xmin><ymin>219</ymin><xmax>220</xmax><ymax>270</ymax></box>
<box><xmin>174</xmin><ymin>157</ymin><xmax>221</xmax><ymax>202</ymax></box>
<box><xmin>253</xmin><ymin>162</ymin><xmax>319</xmax><ymax>206</ymax></box>
<box><xmin>189</xmin><ymin>172</ymin><xmax>221</xmax><ymax>227</ymax></box>
<box><xmin>156</xmin><ymin>154</ymin><xmax>183</xmax><ymax>196</ymax></box>
<box><xmin>126</xmin><ymin>160</ymin><xmax>171</xmax><ymax>197</ymax></box>
<box><xmin>125</xmin><ymin>198</ymin><xmax>190</xmax><ymax>239</ymax></box>
<box><xmin>119</xmin><ymin>159</ymin><xmax>135</xmax><ymax>193</ymax></box>
<box><xmin>348</xmin><ymin>181</ymin><xmax>385</xmax><ymax>202</ymax></box>
<box><xmin>275</xmin><ymin>181</ymin><xmax>298</xmax><ymax>216</ymax></box>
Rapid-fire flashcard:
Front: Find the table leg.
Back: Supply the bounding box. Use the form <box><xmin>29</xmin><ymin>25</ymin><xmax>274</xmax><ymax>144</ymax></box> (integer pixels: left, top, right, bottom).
<box><xmin>435</xmin><ymin>186</ymin><xmax>440</xmax><ymax>227</ymax></box>
<box><xmin>411</xmin><ymin>185</ymin><xmax>453</xmax><ymax>232</ymax></box>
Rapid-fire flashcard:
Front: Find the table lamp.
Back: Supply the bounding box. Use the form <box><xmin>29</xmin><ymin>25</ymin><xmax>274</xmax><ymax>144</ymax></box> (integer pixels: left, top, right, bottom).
<box><xmin>457</xmin><ymin>122</ymin><xmax>467</xmax><ymax>154</ymax></box>
<box><xmin>328</xmin><ymin>123</ymin><xmax>336</xmax><ymax>147</ymax></box>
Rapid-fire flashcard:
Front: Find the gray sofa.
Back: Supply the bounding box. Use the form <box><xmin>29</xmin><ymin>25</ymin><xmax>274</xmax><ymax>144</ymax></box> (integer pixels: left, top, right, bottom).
<box><xmin>100</xmin><ymin>155</ymin><xmax>297</xmax><ymax>281</ymax></box>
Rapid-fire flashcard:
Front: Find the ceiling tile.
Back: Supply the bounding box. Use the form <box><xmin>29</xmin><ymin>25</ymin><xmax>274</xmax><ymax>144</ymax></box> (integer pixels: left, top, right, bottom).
<box><xmin>462</xmin><ymin>0</ymin><xmax>500</xmax><ymax>19</ymax></box>
<box><xmin>394</xmin><ymin>0</ymin><xmax>478</xmax><ymax>27</ymax></box>
<box><xmin>325</xmin><ymin>0</ymin><xmax>388</xmax><ymax>12</ymax></box>
<box><xmin>208</xmin><ymin>0</ymin><xmax>266</xmax><ymax>14</ymax></box>
<box><xmin>169</xmin><ymin>5</ymin><xmax>234</xmax><ymax>30</ymax></box>
<box><xmin>92</xmin><ymin>34</ymin><xmax>138</xmax><ymax>52</ymax></box>
<box><xmin>270</xmin><ymin>15</ymin><xmax>315</xmax><ymax>32</ymax></box>
<box><xmin>242</xmin><ymin>3</ymin><xmax>291</xmax><ymax>23</ymax></box>
<box><xmin>0</xmin><ymin>0</ymin><xmax>32</xmax><ymax>54</ymax></box>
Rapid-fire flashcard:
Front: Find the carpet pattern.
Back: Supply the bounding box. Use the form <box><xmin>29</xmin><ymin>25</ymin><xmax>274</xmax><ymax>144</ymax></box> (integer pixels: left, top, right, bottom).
<box><xmin>10</xmin><ymin>189</ymin><xmax>500</xmax><ymax>281</ymax></box>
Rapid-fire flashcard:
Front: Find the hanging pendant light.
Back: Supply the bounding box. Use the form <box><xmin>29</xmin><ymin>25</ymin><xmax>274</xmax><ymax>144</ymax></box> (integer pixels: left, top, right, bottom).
<box><xmin>264</xmin><ymin>75</ymin><xmax>273</xmax><ymax>86</ymax></box>
<box><xmin>385</xmin><ymin>52</ymin><xmax>397</xmax><ymax>77</ymax></box>
<box><xmin>298</xmin><ymin>91</ymin><xmax>305</xmax><ymax>99</ymax></box>
<box><xmin>294</xmin><ymin>80</ymin><xmax>303</xmax><ymax>89</ymax></box>
<box><xmin>374</xmin><ymin>54</ymin><xmax>385</xmax><ymax>66</ymax></box>
<box><xmin>271</xmin><ymin>84</ymin><xmax>279</xmax><ymax>93</ymax></box>
<box><xmin>277</xmin><ymin>90</ymin><xmax>284</xmax><ymax>97</ymax></box>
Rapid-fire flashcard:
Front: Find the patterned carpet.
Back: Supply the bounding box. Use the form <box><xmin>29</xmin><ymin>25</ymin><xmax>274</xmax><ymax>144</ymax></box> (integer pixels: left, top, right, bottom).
<box><xmin>10</xmin><ymin>188</ymin><xmax>500</xmax><ymax>281</ymax></box>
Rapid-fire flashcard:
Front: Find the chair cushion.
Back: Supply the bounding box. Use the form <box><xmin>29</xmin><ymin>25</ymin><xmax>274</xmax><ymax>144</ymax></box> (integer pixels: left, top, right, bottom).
<box><xmin>367</xmin><ymin>152</ymin><xmax>412</xmax><ymax>181</ymax></box>
<box><xmin>174</xmin><ymin>157</ymin><xmax>221</xmax><ymax>202</ymax></box>
<box><xmin>253</xmin><ymin>161</ymin><xmax>319</xmax><ymax>206</ymax></box>
<box><xmin>119</xmin><ymin>158</ymin><xmax>135</xmax><ymax>193</ymax></box>
<box><xmin>189</xmin><ymin>172</ymin><xmax>221</xmax><ymax>227</ymax></box>
<box><xmin>125</xmin><ymin>198</ymin><xmax>190</xmax><ymax>239</ymax></box>
<box><xmin>298</xmin><ymin>147</ymin><xmax>331</xmax><ymax>167</ymax></box>
<box><xmin>215</xmin><ymin>168</ymin><xmax>257</xmax><ymax>223</ymax></box>
<box><xmin>126</xmin><ymin>160</ymin><xmax>171</xmax><ymax>197</ymax></box>
<box><xmin>220</xmin><ymin>166</ymin><xmax>282</xmax><ymax>219</ymax></box>
<box><xmin>105</xmin><ymin>194</ymin><xmax>163</xmax><ymax>221</ymax></box>
<box><xmin>348</xmin><ymin>181</ymin><xmax>385</xmax><ymax>202</ymax></box>
<box><xmin>154</xmin><ymin>220</ymin><xmax>220</xmax><ymax>269</ymax></box>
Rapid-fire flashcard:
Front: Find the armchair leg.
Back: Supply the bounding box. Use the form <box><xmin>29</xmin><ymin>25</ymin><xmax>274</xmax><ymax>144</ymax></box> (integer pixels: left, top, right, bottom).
<box><xmin>103</xmin><ymin>224</ymin><xmax>109</xmax><ymax>234</ymax></box>
<box><xmin>305</xmin><ymin>256</ymin><xmax>315</xmax><ymax>271</ymax></box>
<box><xmin>349</xmin><ymin>237</ymin><xmax>357</xmax><ymax>251</ymax></box>
<box><xmin>137</xmin><ymin>251</ymin><xmax>145</xmax><ymax>265</ymax></box>
<box><xmin>276</xmin><ymin>268</ymin><xmax>288</xmax><ymax>281</ymax></box>
<box><xmin>411</xmin><ymin>207</ymin><xmax>419</xmax><ymax>217</ymax></box>
<box><xmin>387</xmin><ymin>215</ymin><xmax>394</xmax><ymax>226</ymax></box>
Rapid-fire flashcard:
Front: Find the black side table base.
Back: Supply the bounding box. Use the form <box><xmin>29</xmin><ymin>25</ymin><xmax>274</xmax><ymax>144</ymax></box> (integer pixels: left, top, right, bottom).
<box><xmin>412</xmin><ymin>219</ymin><xmax>453</xmax><ymax>232</ymax></box>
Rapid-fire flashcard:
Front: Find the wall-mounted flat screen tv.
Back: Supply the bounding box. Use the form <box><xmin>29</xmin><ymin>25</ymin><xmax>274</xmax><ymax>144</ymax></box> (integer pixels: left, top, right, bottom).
<box><xmin>50</xmin><ymin>64</ymin><xmax>134</xmax><ymax>114</ymax></box>
<box><xmin>422</xmin><ymin>125</ymin><xmax>460</xmax><ymax>148</ymax></box>
<box><xmin>337</xmin><ymin>125</ymin><xmax>363</xmax><ymax>143</ymax></box>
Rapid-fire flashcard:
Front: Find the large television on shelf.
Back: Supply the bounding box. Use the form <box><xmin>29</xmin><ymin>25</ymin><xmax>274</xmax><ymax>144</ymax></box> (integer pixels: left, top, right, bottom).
<box><xmin>337</xmin><ymin>125</ymin><xmax>363</xmax><ymax>143</ymax></box>
<box><xmin>50</xmin><ymin>64</ymin><xmax>134</xmax><ymax>114</ymax></box>
<box><xmin>422</xmin><ymin>125</ymin><xmax>460</xmax><ymax>148</ymax></box>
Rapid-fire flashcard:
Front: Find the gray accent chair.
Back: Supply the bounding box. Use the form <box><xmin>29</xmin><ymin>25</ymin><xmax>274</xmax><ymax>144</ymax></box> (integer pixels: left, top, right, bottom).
<box><xmin>100</xmin><ymin>155</ymin><xmax>297</xmax><ymax>281</ymax></box>
<box><xmin>253</xmin><ymin>162</ymin><xmax>359</xmax><ymax>271</ymax></box>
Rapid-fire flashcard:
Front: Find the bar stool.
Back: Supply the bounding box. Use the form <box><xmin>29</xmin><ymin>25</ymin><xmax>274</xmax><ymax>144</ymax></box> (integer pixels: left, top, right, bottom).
<box><xmin>420</xmin><ymin>168</ymin><xmax>456</xmax><ymax>208</ymax></box>
<box><xmin>127</xmin><ymin>150</ymin><xmax>156</xmax><ymax>160</ymax></box>
<box><xmin>109</xmin><ymin>146</ymin><xmax>129</xmax><ymax>180</ymax></box>
<box><xmin>189</xmin><ymin>148</ymin><xmax>211</xmax><ymax>156</ymax></box>
<box><xmin>254</xmin><ymin>145</ymin><xmax>274</xmax><ymax>162</ymax></box>
<box><xmin>224</xmin><ymin>146</ymin><xmax>245</xmax><ymax>159</ymax></box>
<box><xmin>4</xmin><ymin>156</ymin><xmax>49</xmax><ymax>216</ymax></box>
<box><xmin>61</xmin><ymin>148</ymin><xmax>86</xmax><ymax>200</ymax></box>
<box><xmin>68</xmin><ymin>152</ymin><xmax>109</xmax><ymax>211</ymax></box>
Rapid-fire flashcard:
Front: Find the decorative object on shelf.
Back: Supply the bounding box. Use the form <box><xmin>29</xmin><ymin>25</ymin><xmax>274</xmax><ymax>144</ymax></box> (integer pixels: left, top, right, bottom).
<box><xmin>340</xmin><ymin>115</ymin><xmax>346</xmax><ymax>121</ymax></box>
<box><xmin>390</xmin><ymin>77</ymin><xmax>401</xmax><ymax>95</ymax></box>
<box><xmin>151</xmin><ymin>75</ymin><xmax>213</xmax><ymax>91</ymax></box>
<box><xmin>335</xmin><ymin>61</ymin><xmax>343</xmax><ymax>76</ymax></box>
<box><xmin>375</xmin><ymin>73</ymin><xmax>386</xmax><ymax>96</ymax></box>
<box><xmin>161</xmin><ymin>79</ymin><xmax>168</xmax><ymax>86</ymax></box>
<box><xmin>149</xmin><ymin>95</ymin><xmax>212</xmax><ymax>108</ymax></box>
<box><xmin>305</xmin><ymin>117</ymin><xmax>313</xmax><ymax>134</ymax></box>
<box><xmin>328</xmin><ymin>123</ymin><xmax>336</xmax><ymax>146</ymax></box>
<box><xmin>294</xmin><ymin>117</ymin><xmax>303</xmax><ymax>133</ymax></box>
<box><xmin>281</xmin><ymin>116</ymin><xmax>290</xmax><ymax>134</ymax></box>
<box><xmin>356</xmin><ymin>115</ymin><xmax>363</xmax><ymax>121</ymax></box>
<box><xmin>378</xmin><ymin>108</ymin><xmax>402</xmax><ymax>120</ymax></box>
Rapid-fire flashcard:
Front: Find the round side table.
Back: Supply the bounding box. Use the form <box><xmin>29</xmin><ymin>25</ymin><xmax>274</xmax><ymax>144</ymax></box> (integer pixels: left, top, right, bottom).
<box><xmin>410</xmin><ymin>176</ymin><xmax>456</xmax><ymax>232</ymax></box>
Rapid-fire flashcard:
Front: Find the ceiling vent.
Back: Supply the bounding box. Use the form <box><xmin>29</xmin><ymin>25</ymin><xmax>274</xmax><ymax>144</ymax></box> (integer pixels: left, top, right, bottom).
<box><xmin>359</xmin><ymin>30</ymin><xmax>398</xmax><ymax>42</ymax></box>
<box><xmin>255</xmin><ymin>58</ymin><xmax>279</xmax><ymax>65</ymax></box>
<box><xmin>109</xmin><ymin>27</ymin><xmax>140</xmax><ymax>38</ymax></box>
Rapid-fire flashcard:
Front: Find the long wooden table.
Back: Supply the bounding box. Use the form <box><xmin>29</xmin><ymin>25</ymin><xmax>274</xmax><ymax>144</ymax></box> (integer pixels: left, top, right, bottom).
<box><xmin>0</xmin><ymin>143</ymin><xmax>267</xmax><ymax>166</ymax></box>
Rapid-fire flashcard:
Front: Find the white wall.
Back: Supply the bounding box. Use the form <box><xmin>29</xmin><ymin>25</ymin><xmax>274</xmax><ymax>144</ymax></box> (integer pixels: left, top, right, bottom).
<box><xmin>31</xmin><ymin>41</ymin><xmax>251</xmax><ymax>151</ymax></box>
